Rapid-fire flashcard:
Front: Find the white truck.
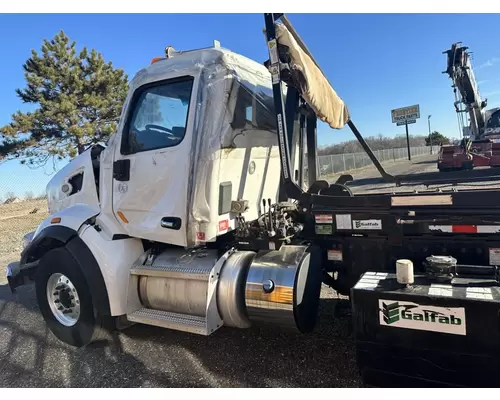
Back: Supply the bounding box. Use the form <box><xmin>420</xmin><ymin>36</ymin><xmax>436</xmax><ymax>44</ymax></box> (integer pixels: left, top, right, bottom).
<box><xmin>7</xmin><ymin>14</ymin><xmax>336</xmax><ymax>347</ymax></box>
<box><xmin>7</xmin><ymin>14</ymin><xmax>500</xmax><ymax>388</ymax></box>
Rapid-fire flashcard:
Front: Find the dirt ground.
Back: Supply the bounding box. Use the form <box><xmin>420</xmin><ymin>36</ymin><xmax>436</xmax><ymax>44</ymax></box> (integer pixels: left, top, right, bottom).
<box><xmin>0</xmin><ymin>199</ymin><xmax>48</xmax><ymax>285</ymax></box>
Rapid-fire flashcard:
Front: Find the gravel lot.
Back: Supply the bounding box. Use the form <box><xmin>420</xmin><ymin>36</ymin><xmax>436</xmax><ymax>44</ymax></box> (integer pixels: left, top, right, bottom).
<box><xmin>0</xmin><ymin>284</ymin><xmax>359</xmax><ymax>387</ymax></box>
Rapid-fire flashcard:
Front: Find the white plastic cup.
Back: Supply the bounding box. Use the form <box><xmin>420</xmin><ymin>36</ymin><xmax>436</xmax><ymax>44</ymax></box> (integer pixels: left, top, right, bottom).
<box><xmin>396</xmin><ymin>259</ymin><xmax>414</xmax><ymax>285</ymax></box>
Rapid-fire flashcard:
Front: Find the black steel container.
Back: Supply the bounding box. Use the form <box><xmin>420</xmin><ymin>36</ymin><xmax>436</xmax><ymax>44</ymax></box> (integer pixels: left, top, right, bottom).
<box><xmin>351</xmin><ymin>271</ymin><xmax>500</xmax><ymax>387</ymax></box>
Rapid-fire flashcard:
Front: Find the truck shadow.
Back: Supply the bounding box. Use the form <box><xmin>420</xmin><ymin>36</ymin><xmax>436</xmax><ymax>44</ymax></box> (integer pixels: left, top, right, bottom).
<box><xmin>119</xmin><ymin>295</ymin><xmax>361</xmax><ymax>387</ymax></box>
<box><xmin>0</xmin><ymin>284</ymin><xmax>362</xmax><ymax>388</ymax></box>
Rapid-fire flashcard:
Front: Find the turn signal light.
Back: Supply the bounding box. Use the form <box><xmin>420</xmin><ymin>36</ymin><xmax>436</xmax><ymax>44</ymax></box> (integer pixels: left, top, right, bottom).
<box><xmin>117</xmin><ymin>211</ymin><xmax>129</xmax><ymax>224</ymax></box>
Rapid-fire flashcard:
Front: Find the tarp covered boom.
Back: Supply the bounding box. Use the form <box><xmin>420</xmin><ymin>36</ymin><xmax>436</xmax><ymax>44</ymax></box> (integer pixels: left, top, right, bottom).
<box><xmin>274</xmin><ymin>22</ymin><xmax>350</xmax><ymax>130</ymax></box>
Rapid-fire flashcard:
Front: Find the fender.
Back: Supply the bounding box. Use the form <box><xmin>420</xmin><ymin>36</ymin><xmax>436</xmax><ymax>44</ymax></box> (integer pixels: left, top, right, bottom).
<box><xmin>17</xmin><ymin>224</ymin><xmax>112</xmax><ymax>317</ymax></box>
<box><xmin>17</xmin><ymin>202</ymin><xmax>100</xmax><ymax>278</ymax></box>
<box><xmin>19</xmin><ymin>202</ymin><xmax>100</xmax><ymax>268</ymax></box>
<box><xmin>31</xmin><ymin>203</ymin><xmax>100</xmax><ymax>243</ymax></box>
<box><xmin>15</xmin><ymin>204</ymin><xmax>145</xmax><ymax>316</ymax></box>
<box><xmin>78</xmin><ymin>225</ymin><xmax>145</xmax><ymax>316</ymax></box>
<box><xmin>20</xmin><ymin>224</ymin><xmax>77</xmax><ymax>266</ymax></box>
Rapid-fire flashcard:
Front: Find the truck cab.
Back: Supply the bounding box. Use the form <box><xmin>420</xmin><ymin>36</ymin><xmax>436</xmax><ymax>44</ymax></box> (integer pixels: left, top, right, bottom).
<box><xmin>46</xmin><ymin>45</ymin><xmax>283</xmax><ymax>248</ymax></box>
<box><xmin>7</xmin><ymin>37</ymin><xmax>321</xmax><ymax>348</ymax></box>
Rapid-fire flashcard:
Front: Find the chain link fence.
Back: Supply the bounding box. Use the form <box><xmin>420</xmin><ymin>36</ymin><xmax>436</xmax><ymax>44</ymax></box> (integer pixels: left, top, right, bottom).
<box><xmin>315</xmin><ymin>145</ymin><xmax>439</xmax><ymax>177</ymax></box>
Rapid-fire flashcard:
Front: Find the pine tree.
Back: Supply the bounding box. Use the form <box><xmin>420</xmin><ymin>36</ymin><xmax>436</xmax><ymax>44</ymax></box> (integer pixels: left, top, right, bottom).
<box><xmin>0</xmin><ymin>30</ymin><xmax>129</xmax><ymax>168</ymax></box>
<box><xmin>425</xmin><ymin>131</ymin><xmax>451</xmax><ymax>146</ymax></box>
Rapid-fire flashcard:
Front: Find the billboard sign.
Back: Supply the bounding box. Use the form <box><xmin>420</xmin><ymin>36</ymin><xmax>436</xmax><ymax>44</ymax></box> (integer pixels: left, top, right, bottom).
<box><xmin>391</xmin><ymin>105</ymin><xmax>420</xmax><ymax>124</ymax></box>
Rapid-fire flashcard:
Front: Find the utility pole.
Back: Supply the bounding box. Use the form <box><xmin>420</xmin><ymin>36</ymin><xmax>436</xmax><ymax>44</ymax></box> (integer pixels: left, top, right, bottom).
<box><xmin>406</xmin><ymin>120</ymin><xmax>411</xmax><ymax>161</ymax></box>
<box><xmin>428</xmin><ymin>115</ymin><xmax>432</xmax><ymax>154</ymax></box>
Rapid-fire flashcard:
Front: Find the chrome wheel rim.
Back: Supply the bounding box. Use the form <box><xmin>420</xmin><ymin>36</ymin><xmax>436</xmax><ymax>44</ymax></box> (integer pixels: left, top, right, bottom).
<box><xmin>46</xmin><ymin>273</ymin><xmax>81</xmax><ymax>327</ymax></box>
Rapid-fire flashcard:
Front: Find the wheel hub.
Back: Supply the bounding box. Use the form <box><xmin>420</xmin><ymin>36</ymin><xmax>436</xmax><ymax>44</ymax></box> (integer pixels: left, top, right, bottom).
<box><xmin>46</xmin><ymin>273</ymin><xmax>81</xmax><ymax>327</ymax></box>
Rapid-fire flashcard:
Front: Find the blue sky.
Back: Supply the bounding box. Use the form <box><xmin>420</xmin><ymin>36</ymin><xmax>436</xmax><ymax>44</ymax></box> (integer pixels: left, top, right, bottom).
<box><xmin>1</xmin><ymin>13</ymin><xmax>500</xmax><ymax>199</ymax></box>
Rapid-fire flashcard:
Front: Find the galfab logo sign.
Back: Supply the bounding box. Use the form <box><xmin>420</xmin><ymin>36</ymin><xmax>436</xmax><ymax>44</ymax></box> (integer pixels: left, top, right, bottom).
<box><xmin>353</xmin><ymin>219</ymin><xmax>382</xmax><ymax>230</ymax></box>
<box><xmin>381</xmin><ymin>301</ymin><xmax>400</xmax><ymax>324</ymax></box>
<box><xmin>378</xmin><ymin>300</ymin><xmax>466</xmax><ymax>336</ymax></box>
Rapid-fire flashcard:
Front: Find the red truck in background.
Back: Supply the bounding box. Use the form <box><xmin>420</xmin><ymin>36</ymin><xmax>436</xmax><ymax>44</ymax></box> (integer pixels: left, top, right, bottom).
<box><xmin>438</xmin><ymin>43</ymin><xmax>500</xmax><ymax>172</ymax></box>
<box><xmin>437</xmin><ymin>139</ymin><xmax>500</xmax><ymax>172</ymax></box>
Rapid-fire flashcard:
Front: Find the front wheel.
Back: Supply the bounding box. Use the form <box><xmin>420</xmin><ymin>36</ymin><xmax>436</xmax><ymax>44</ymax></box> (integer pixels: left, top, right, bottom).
<box><xmin>35</xmin><ymin>247</ymin><xmax>109</xmax><ymax>347</ymax></box>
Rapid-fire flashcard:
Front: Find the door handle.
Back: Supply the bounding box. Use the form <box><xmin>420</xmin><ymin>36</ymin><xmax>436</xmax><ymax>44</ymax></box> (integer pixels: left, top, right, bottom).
<box><xmin>161</xmin><ymin>217</ymin><xmax>182</xmax><ymax>230</ymax></box>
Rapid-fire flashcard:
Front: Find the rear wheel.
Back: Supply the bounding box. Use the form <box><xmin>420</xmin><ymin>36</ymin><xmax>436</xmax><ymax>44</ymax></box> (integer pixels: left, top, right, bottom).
<box><xmin>34</xmin><ymin>247</ymin><xmax>108</xmax><ymax>347</ymax></box>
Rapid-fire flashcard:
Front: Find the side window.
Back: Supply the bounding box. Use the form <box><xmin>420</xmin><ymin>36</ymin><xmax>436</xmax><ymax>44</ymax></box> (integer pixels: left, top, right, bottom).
<box><xmin>124</xmin><ymin>77</ymin><xmax>194</xmax><ymax>153</ymax></box>
<box><xmin>230</xmin><ymin>80</ymin><xmax>277</xmax><ymax>133</ymax></box>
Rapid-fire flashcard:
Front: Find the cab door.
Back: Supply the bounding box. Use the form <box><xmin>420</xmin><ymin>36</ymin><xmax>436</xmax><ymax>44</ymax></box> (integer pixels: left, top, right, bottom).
<box><xmin>111</xmin><ymin>75</ymin><xmax>196</xmax><ymax>247</ymax></box>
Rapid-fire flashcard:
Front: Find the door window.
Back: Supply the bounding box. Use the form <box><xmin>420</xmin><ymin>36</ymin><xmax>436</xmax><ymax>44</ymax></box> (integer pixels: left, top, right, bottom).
<box><xmin>123</xmin><ymin>77</ymin><xmax>194</xmax><ymax>154</ymax></box>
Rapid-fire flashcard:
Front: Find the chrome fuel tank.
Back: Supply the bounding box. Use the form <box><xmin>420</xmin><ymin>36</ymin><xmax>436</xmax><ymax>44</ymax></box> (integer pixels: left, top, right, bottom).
<box><xmin>245</xmin><ymin>244</ymin><xmax>322</xmax><ymax>333</ymax></box>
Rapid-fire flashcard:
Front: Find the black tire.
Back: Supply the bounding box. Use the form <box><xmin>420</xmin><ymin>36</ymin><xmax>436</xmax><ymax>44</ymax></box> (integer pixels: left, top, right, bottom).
<box><xmin>34</xmin><ymin>247</ymin><xmax>109</xmax><ymax>347</ymax></box>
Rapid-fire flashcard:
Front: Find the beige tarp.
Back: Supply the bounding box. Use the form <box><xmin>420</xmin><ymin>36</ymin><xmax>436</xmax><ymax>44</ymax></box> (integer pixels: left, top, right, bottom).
<box><xmin>274</xmin><ymin>22</ymin><xmax>350</xmax><ymax>130</ymax></box>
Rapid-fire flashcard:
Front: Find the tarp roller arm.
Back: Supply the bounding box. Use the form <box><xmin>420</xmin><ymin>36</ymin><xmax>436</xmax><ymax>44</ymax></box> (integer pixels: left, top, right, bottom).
<box><xmin>264</xmin><ymin>13</ymin><xmax>304</xmax><ymax>200</ymax></box>
<box><xmin>263</xmin><ymin>13</ymin><xmax>396</xmax><ymax>193</ymax></box>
